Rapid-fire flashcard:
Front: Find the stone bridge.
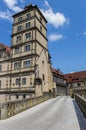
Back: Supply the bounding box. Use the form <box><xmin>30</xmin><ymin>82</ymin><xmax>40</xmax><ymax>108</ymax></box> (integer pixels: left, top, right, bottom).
<box><xmin>0</xmin><ymin>96</ymin><xmax>86</xmax><ymax>130</ymax></box>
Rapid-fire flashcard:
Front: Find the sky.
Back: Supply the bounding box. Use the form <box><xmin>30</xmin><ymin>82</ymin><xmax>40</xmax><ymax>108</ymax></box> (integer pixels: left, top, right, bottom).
<box><xmin>0</xmin><ymin>0</ymin><xmax>86</xmax><ymax>74</ymax></box>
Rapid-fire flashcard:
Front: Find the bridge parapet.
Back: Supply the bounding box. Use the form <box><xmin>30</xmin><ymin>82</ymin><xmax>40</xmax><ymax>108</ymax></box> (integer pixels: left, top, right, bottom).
<box><xmin>75</xmin><ymin>93</ymin><xmax>86</xmax><ymax>118</ymax></box>
<box><xmin>0</xmin><ymin>93</ymin><xmax>53</xmax><ymax>120</ymax></box>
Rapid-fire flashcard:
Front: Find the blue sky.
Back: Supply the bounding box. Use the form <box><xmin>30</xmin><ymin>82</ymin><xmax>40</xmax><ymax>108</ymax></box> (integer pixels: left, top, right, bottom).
<box><xmin>0</xmin><ymin>0</ymin><xmax>86</xmax><ymax>74</ymax></box>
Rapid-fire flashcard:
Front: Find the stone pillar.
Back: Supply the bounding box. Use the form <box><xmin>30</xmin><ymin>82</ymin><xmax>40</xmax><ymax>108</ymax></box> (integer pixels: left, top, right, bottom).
<box><xmin>53</xmin><ymin>88</ymin><xmax>56</xmax><ymax>98</ymax></box>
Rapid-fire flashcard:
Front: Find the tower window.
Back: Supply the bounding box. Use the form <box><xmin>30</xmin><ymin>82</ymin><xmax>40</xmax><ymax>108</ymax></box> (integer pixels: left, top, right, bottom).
<box><xmin>22</xmin><ymin>78</ymin><xmax>26</xmax><ymax>85</ymax></box>
<box><xmin>26</xmin><ymin>22</ymin><xmax>31</xmax><ymax>28</ymax></box>
<box><xmin>40</xmin><ymin>17</ymin><xmax>42</xmax><ymax>22</ymax></box>
<box><xmin>0</xmin><ymin>52</ymin><xmax>3</xmax><ymax>58</ymax></box>
<box><xmin>15</xmin><ymin>46</ymin><xmax>21</xmax><ymax>54</ymax></box>
<box><xmin>0</xmin><ymin>65</ymin><xmax>2</xmax><ymax>72</ymax></box>
<box><xmin>24</xmin><ymin>45</ymin><xmax>30</xmax><ymax>52</ymax></box>
<box><xmin>17</xmin><ymin>25</ymin><xmax>22</xmax><ymax>31</ymax></box>
<box><xmin>27</xmin><ymin>13</ymin><xmax>30</xmax><ymax>18</ymax></box>
<box><xmin>18</xmin><ymin>17</ymin><xmax>22</xmax><ymax>22</ymax></box>
<box><xmin>16</xmin><ymin>36</ymin><xmax>21</xmax><ymax>42</ymax></box>
<box><xmin>23</xmin><ymin>60</ymin><xmax>30</xmax><ymax>68</ymax></box>
<box><xmin>0</xmin><ymin>81</ymin><xmax>1</xmax><ymax>89</ymax></box>
<box><xmin>16</xmin><ymin>78</ymin><xmax>20</xmax><ymax>85</ymax></box>
<box><xmin>14</xmin><ymin>62</ymin><xmax>21</xmax><ymax>70</ymax></box>
<box><xmin>25</xmin><ymin>33</ymin><xmax>31</xmax><ymax>40</ymax></box>
<box><xmin>40</xmin><ymin>26</ymin><xmax>42</xmax><ymax>32</ymax></box>
<box><xmin>16</xmin><ymin>95</ymin><xmax>19</xmax><ymax>99</ymax></box>
<box><xmin>42</xmin><ymin>74</ymin><xmax>45</xmax><ymax>81</ymax></box>
<box><xmin>23</xmin><ymin>95</ymin><xmax>26</xmax><ymax>99</ymax></box>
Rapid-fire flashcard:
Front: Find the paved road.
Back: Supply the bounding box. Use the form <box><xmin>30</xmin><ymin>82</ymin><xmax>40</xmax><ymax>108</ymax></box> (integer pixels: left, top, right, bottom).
<box><xmin>0</xmin><ymin>96</ymin><xmax>86</xmax><ymax>130</ymax></box>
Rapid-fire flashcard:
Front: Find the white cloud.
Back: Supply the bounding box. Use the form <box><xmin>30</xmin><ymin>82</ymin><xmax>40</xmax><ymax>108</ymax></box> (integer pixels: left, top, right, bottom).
<box><xmin>44</xmin><ymin>0</ymin><xmax>51</xmax><ymax>9</ymax></box>
<box><xmin>20</xmin><ymin>0</ymin><xmax>25</xmax><ymax>3</ymax></box>
<box><xmin>3</xmin><ymin>0</ymin><xmax>22</xmax><ymax>12</ymax></box>
<box><xmin>76</xmin><ymin>33</ymin><xmax>80</xmax><ymax>37</ymax></box>
<box><xmin>48</xmin><ymin>33</ymin><xmax>63</xmax><ymax>42</ymax></box>
<box><xmin>0</xmin><ymin>10</ymin><xmax>12</xmax><ymax>21</ymax></box>
<box><xmin>41</xmin><ymin>0</ymin><xmax>69</xmax><ymax>28</ymax></box>
<box><xmin>84</xmin><ymin>32</ymin><xmax>86</xmax><ymax>36</ymax></box>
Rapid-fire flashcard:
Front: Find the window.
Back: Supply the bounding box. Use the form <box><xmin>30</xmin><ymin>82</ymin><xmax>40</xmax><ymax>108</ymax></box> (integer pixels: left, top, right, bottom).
<box><xmin>24</xmin><ymin>45</ymin><xmax>30</xmax><ymax>52</ymax></box>
<box><xmin>14</xmin><ymin>62</ymin><xmax>21</xmax><ymax>70</ymax></box>
<box><xmin>26</xmin><ymin>22</ymin><xmax>30</xmax><ymax>28</ymax></box>
<box><xmin>22</xmin><ymin>78</ymin><xmax>26</xmax><ymax>85</ymax></box>
<box><xmin>23</xmin><ymin>60</ymin><xmax>30</xmax><ymax>68</ymax></box>
<box><xmin>40</xmin><ymin>26</ymin><xmax>42</xmax><ymax>32</ymax></box>
<box><xmin>42</xmin><ymin>61</ymin><xmax>44</xmax><ymax>67</ymax></box>
<box><xmin>16</xmin><ymin>78</ymin><xmax>20</xmax><ymax>85</ymax></box>
<box><xmin>77</xmin><ymin>83</ymin><xmax>80</xmax><ymax>87</ymax></box>
<box><xmin>17</xmin><ymin>25</ymin><xmax>22</xmax><ymax>31</ymax></box>
<box><xmin>18</xmin><ymin>17</ymin><xmax>22</xmax><ymax>22</ymax></box>
<box><xmin>23</xmin><ymin>95</ymin><xmax>26</xmax><ymax>99</ymax></box>
<box><xmin>16</xmin><ymin>95</ymin><xmax>19</xmax><ymax>99</ymax></box>
<box><xmin>0</xmin><ymin>52</ymin><xmax>3</xmax><ymax>58</ymax></box>
<box><xmin>42</xmin><ymin>74</ymin><xmax>45</xmax><ymax>81</ymax></box>
<box><xmin>40</xmin><ymin>17</ymin><xmax>42</xmax><ymax>22</ymax></box>
<box><xmin>15</xmin><ymin>46</ymin><xmax>21</xmax><ymax>54</ymax></box>
<box><xmin>25</xmin><ymin>33</ymin><xmax>31</xmax><ymax>40</ymax></box>
<box><xmin>27</xmin><ymin>13</ymin><xmax>30</xmax><ymax>18</ymax></box>
<box><xmin>16</xmin><ymin>36</ymin><xmax>21</xmax><ymax>43</ymax></box>
<box><xmin>0</xmin><ymin>65</ymin><xmax>2</xmax><ymax>72</ymax></box>
<box><xmin>0</xmin><ymin>81</ymin><xmax>1</xmax><ymax>89</ymax></box>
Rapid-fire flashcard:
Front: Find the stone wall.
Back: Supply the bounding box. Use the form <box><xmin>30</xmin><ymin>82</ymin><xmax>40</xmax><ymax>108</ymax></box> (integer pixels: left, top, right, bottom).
<box><xmin>75</xmin><ymin>94</ymin><xmax>86</xmax><ymax>118</ymax></box>
<box><xmin>69</xmin><ymin>88</ymin><xmax>86</xmax><ymax>98</ymax></box>
<box><xmin>0</xmin><ymin>93</ymin><xmax>53</xmax><ymax>120</ymax></box>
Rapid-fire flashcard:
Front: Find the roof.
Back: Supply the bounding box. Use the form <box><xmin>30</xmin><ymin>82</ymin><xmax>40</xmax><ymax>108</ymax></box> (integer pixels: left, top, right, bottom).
<box><xmin>0</xmin><ymin>42</ymin><xmax>11</xmax><ymax>53</ymax></box>
<box><xmin>64</xmin><ymin>71</ymin><xmax>86</xmax><ymax>83</ymax></box>
<box><xmin>12</xmin><ymin>4</ymin><xmax>47</xmax><ymax>23</ymax></box>
<box><xmin>0</xmin><ymin>42</ymin><xmax>5</xmax><ymax>50</ymax></box>
<box><xmin>52</xmin><ymin>68</ymin><xmax>64</xmax><ymax>78</ymax></box>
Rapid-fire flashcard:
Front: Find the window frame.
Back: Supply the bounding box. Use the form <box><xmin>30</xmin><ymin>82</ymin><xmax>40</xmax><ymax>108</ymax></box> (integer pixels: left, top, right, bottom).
<box><xmin>25</xmin><ymin>33</ymin><xmax>31</xmax><ymax>40</ymax></box>
<box><xmin>26</xmin><ymin>22</ymin><xmax>31</xmax><ymax>28</ymax></box>
<box><xmin>14</xmin><ymin>62</ymin><xmax>21</xmax><ymax>70</ymax></box>
<box><xmin>15</xmin><ymin>46</ymin><xmax>21</xmax><ymax>54</ymax></box>
<box><xmin>16</xmin><ymin>78</ymin><xmax>20</xmax><ymax>85</ymax></box>
<box><xmin>18</xmin><ymin>17</ymin><xmax>22</xmax><ymax>22</ymax></box>
<box><xmin>24</xmin><ymin>44</ymin><xmax>30</xmax><ymax>52</ymax></box>
<box><xmin>0</xmin><ymin>64</ymin><xmax>2</xmax><ymax>72</ymax></box>
<box><xmin>23</xmin><ymin>60</ymin><xmax>31</xmax><ymax>68</ymax></box>
<box><xmin>22</xmin><ymin>78</ymin><xmax>26</xmax><ymax>85</ymax></box>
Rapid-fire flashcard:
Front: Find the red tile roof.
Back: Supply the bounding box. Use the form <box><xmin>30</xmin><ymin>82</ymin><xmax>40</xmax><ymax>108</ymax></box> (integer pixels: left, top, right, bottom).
<box><xmin>0</xmin><ymin>43</ymin><xmax>11</xmax><ymax>53</ymax></box>
<box><xmin>52</xmin><ymin>68</ymin><xmax>64</xmax><ymax>78</ymax></box>
<box><xmin>64</xmin><ymin>71</ymin><xmax>86</xmax><ymax>83</ymax></box>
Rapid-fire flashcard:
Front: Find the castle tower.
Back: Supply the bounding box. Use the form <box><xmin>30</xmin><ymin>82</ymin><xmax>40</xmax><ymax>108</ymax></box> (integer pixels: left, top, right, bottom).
<box><xmin>10</xmin><ymin>4</ymin><xmax>53</xmax><ymax>97</ymax></box>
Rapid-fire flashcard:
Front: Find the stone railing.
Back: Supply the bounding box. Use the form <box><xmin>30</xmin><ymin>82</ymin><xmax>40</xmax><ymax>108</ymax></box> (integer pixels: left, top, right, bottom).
<box><xmin>75</xmin><ymin>93</ymin><xmax>86</xmax><ymax>118</ymax></box>
<box><xmin>0</xmin><ymin>93</ymin><xmax>53</xmax><ymax>120</ymax></box>
<box><xmin>69</xmin><ymin>88</ymin><xmax>86</xmax><ymax>98</ymax></box>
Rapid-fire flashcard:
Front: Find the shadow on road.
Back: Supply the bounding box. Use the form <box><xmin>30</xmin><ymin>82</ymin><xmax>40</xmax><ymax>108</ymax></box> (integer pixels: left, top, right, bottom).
<box><xmin>73</xmin><ymin>100</ymin><xmax>86</xmax><ymax>130</ymax></box>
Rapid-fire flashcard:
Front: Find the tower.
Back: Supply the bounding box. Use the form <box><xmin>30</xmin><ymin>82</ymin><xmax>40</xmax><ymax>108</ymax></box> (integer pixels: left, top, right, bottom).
<box><xmin>10</xmin><ymin>4</ymin><xmax>53</xmax><ymax>98</ymax></box>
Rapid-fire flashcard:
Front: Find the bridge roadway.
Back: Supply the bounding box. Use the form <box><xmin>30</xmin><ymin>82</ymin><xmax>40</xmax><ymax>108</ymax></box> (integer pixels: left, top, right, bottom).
<box><xmin>0</xmin><ymin>96</ymin><xmax>86</xmax><ymax>130</ymax></box>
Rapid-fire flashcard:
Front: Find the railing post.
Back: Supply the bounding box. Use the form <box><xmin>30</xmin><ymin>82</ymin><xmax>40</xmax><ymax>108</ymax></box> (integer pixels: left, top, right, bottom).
<box><xmin>53</xmin><ymin>88</ymin><xmax>56</xmax><ymax>98</ymax></box>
